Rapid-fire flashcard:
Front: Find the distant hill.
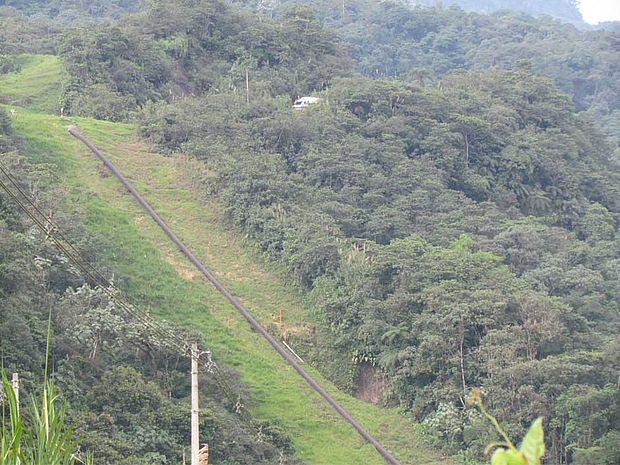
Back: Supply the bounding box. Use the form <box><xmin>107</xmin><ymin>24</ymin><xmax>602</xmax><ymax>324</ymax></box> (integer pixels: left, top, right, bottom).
<box><xmin>409</xmin><ymin>0</ymin><xmax>585</xmax><ymax>26</ymax></box>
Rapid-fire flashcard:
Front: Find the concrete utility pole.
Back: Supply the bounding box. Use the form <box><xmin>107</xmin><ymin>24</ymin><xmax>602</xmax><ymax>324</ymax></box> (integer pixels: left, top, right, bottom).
<box><xmin>191</xmin><ymin>343</ymin><xmax>200</xmax><ymax>465</ymax></box>
<box><xmin>11</xmin><ymin>372</ymin><xmax>19</xmax><ymax>414</ymax></box>
<box><xmin>12</xmin><ymin>372</ymin><xmax>20</xmax><ymax>465</ymax></box>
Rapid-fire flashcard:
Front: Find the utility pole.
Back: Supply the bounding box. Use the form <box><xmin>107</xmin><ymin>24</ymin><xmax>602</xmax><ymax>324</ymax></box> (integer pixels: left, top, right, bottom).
<box><xmin>11</xmin><ymin>372</ymin><xmax>19</xmax><ymax>414</ymax></box>
<box><xmin>245</xmin><ymin>69</ymin><xmax>250</xmax><ymax>105</ymax></box>
<box><xmin>12</xmin><ymin>372</ymin><xmax>20</xmax><ymax>465</ymax></box>
<box><xmin>191</xmin><ymin>343</ymin><xmax>200</xmax><ymax>465</ymax></box>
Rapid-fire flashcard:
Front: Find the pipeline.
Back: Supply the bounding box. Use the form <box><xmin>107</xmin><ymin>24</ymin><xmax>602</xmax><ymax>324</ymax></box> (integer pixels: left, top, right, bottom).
<box><xmin>67</xmin><ymin>125</ymin><xmax>404</xmax><ymax>465</ymax></box>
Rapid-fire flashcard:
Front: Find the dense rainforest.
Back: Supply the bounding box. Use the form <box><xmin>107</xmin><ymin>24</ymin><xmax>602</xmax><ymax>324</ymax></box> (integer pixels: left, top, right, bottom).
<box><xmin>1</xmin><ymin>0</ymin><xmax>619</xmax><ymax>464</ymax></box>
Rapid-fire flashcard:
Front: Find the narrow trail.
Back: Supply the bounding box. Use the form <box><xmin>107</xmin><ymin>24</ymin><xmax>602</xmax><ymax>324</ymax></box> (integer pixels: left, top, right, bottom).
<box><xmin>68</xmin><ymin>125</ymin><xmax>404</xmax><ymax>465</ymax></box>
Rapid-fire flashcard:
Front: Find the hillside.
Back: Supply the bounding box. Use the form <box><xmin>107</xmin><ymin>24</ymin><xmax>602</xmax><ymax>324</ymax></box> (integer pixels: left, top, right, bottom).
<box><xmin>1</xmin><ymin>0</ymin><xmax>619</xmax><ymax>464</ymax></box>
<box><xmin>0</xmin><ymin>54</ymin><xmax>451</xmax><ymax>465</ymax></box>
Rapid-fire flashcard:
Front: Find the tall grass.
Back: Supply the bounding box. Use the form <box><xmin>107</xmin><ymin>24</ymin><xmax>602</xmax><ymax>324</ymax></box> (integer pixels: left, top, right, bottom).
<box><xmin>0</xmin><ymin>374</ymin><xmax>23</xmax><ymax>465</ymax></box>
<box><xmin>1</xmin><ymin>308</ymin><xmax>93</xmax><ymax>465</ymax></box>
<box><xmin>0</xmin><ymin>373</ymin><xmax>93</xmax><ymax>465</ymax></box>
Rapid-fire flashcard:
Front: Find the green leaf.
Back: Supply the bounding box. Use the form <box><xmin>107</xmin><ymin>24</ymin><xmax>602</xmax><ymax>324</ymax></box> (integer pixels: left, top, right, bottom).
<box><xmin>491</xmin><ymin>448</ymin><xmax>526</xmax><ymax>465</ymax></box>
<box><xmin>519</xmin><ymin>417</ymin><xmax>545</xmax><ymax>465</ymax></box>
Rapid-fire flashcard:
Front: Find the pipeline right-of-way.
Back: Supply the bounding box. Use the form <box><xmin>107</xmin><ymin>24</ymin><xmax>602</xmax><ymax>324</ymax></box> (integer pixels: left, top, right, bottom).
<box><xmin>67</xmin><ymin>125</ymin><xmax>404</xmax><ymax>465</ymax></box>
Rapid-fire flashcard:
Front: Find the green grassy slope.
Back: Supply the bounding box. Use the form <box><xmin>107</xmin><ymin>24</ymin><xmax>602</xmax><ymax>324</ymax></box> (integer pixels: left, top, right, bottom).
<box><xmin>0</xmin><ymin>56</ymin><xmax>453</xmax><ymax>465</ymax></box>
<box><xmin>0</xmin><ymin>55</ymin><xmax>64</xmax><ymax>113</ymax></box>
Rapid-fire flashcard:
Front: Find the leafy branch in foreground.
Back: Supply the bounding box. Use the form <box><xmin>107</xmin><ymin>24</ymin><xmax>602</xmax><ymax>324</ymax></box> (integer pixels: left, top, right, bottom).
<box><xmin>467</xmin><ymin>388</ymin><xmax>545</xmax><ymax>465</ymax></box>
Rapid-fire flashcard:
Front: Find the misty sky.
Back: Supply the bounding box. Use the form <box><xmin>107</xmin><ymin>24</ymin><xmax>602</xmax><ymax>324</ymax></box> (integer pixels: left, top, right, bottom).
<box><xmin>579</xmin><ymin>0</ymin><xmax>620</xmax><ymax>24</ymax></box>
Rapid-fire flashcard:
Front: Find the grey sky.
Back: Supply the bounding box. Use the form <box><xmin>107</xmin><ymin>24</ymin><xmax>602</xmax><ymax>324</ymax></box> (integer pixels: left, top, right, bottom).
<box><xmin>579</xmin><ymin>0</ymin><xmax>620</xmax><ymax>24</ymax></box>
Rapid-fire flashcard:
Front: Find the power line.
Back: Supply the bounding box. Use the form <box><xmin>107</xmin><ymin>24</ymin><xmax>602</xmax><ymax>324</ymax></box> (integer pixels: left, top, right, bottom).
<box><xmin>0</xmin><ymin>164</ymin><xmax>191</xmax><ymax>350</ymax></box>
<box><xmin>0</xmin><ymin>166</ymin><xmax>251</xmax><ymax>418</ymax></box>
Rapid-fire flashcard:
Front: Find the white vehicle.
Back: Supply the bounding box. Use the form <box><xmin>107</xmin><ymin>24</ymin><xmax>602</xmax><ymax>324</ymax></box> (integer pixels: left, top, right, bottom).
<box><xmin>293</xmin><ymin>96</ymin><xmax>321</xmax><ymax>110</ymax></box>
